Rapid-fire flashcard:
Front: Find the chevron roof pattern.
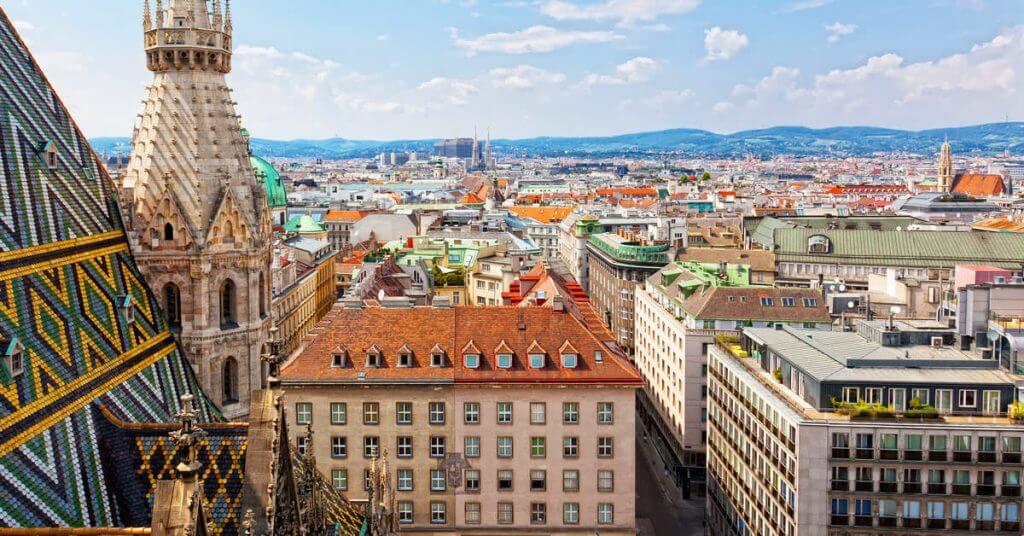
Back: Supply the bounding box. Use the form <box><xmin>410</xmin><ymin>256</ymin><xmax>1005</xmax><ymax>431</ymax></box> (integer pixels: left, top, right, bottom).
<box><xmin>0</xmin><ymin>8</ymin><xmax>212</xmax><ymax>528</ymax></box>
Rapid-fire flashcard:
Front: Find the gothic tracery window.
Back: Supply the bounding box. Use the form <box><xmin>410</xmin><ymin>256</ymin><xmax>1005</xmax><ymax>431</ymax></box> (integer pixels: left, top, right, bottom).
<box><xmin>220</xmin><ymin>279</ymin><xmax>236</xmax><ymax>327</ymax></box>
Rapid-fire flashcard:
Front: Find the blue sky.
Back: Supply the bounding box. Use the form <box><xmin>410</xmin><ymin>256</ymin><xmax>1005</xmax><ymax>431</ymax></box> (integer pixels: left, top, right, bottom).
<box><xmin>6</xmin><ymin>0</ymin><xmax>1024</xmax><ymax>139</ymax></box>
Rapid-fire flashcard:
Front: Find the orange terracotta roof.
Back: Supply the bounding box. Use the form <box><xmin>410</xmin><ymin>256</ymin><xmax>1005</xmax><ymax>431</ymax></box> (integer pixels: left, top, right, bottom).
<box><xmin>460</xmin><ymin>192</ymin><xmax>485</xmax><ymax>204</ymax></box>
<box><xmin>280</xmin><ymin>306</ymin><xmax>641</xmax><ymax>385</ymax></box>
<box><xmin>973</xmin><ymin>217</ymin><xmax>1024</xmax><ymax>233</ymax></box>
<box><xmin>595</xmin><ymin>187</ymin><xmax>658</xmax><ymax>197</ymax></box>
<box><xmin>952</xmin><ymin>173</ymin><xmax>1005</xmax><ymax>197</ymax></box>
<box><xmin>324</xmin><ymin>210</ymin><xmax>372</xmax><ymax>222</ymax></box>
<box><xmin>508</xmin><ymin>205</ymin><xmax>574</xmax><ymax>224</ymax></box>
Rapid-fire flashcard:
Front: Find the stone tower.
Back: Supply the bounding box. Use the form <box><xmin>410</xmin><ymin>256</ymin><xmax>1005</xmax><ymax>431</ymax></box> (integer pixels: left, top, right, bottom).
<box><xmin>121</xmin><ymin>0</ymin><xmax>272</xmax><ymax>418</ymax></box>
<box><xmin>938</xmin><ymin>136</ymin><xmax>954</xmax><ymax>192</ymax></box>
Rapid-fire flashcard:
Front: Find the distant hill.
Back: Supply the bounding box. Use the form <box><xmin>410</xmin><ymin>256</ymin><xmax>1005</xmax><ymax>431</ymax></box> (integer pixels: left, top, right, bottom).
<box><xmin>90</xmin><ymin>122</ymin><xmax>1024</xmax><ymax>159</ymax></box>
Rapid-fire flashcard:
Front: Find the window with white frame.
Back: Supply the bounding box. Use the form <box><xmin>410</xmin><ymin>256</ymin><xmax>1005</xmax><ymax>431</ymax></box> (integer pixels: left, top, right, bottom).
<box><xmin>429</xmin><ymin>401</ymin><xmax>445</xmax><ymax>424</ymax></box>
<box><xmin>397</xmin><ymin>469</ymin><xmax>413</xmax><ymax>491</ymax></box>
<box><xmin>465</xmin><ymin>502</ymin><xmax>481</xmax><ymax>524</ymax></box>
<box><xmin>396</xmin><ymin>402</ymin><xmax>413</xmax><ymax>425</ymax></box>
<box><xmin>530</xmin><ymin>402</ymin><xmax>546</xmax><ymax>424</ymax></box>
<box><xmin>430</xmin><ymin>469</ymin><xmax>446</xmax><ymax>491</ymax></box>
<box><xmin>295</xmin><ymin>403</ymin><xmax>312</xmax><ymax>425</ymax></box>
<box><xmin>330</xmin><ymin>402</ymin><xmax>346</xmax><ymax>424</ymax></box>
<box><xmin>331</xmin><ymin>469</ymin><xmax>347</xmax><ymax>490</ymax></box>
<box><xmin>531</xmin><ymin>502</ymin><xmax>546</xmax><ymax>525</ymax></box>
<box><xmin>497</xmin><ymin>436</ymin><xmax>513</xmax><ymax>458</ymax></box>
<box><xmin>464</xmin><ymin>436</ymin><xmax>480</xmax><ymax>458</ymax></box>
<box><xmin>959</xmin><ymin>389</ymin><xmax>977</xmax><ymax>408</ymax></box>
<box><xmin>464</xmin><ymin>402</ymin><xmax>480</xmax><ymax>424</ymax></box>
<box><xmin>563</xmin><ymin>402</ymin><xmax>579</xmax><ymax>424</ymax></box>
<box><xmin>563</xmin><ymin>469</ymin><xmax>579</xmax><ymax>491</ymax></box>
<box><xmin>330</xmin><ymin>436</ymin><xmax>347</xmax><ymax>458</ymax></box>
<box><xmin>597</xmin><ymin>402</ymin><xmax>614</xmax><ymax>424</ymax></box>
<box><xmin>497</xmin><ymin>501</ymin><xmax>514</xmax><ymax>523</ymax></box>
<box><xmin>430</xmin><ymin>436</ymin><xmax>445</xmax><ymax>458</ymax></box>
<box><xmin>598</xmin><ymin>469</ymin><xmax>614</xmax><ymax>491</ymax></box>
<box><xmin>363</xmin><ymin>436</ymin><xmax>379</xmax><ymax>458</ymax></box>
<box><xmin>497</xmin><ymin>402</ymin><xmax>513</xmax><ymax>424</ymax></box>
<box><xmin>397</xmin><ymin>436</ymin><xmax>412</xmax><ymax>458</ymax></box>
<box><xmin>398</xmin><ymin>502</ymin><xmax>413</xmax><ymax>524</ymax></box>
<box><xmin>598</xmin><ymin>503</ymin><xmax>614</xmax><ymax>524</ymax></box>
<box><xmin>563</xmin><ymin>503</ymin><xmax>580</xmax><ymax>524</ymax></box>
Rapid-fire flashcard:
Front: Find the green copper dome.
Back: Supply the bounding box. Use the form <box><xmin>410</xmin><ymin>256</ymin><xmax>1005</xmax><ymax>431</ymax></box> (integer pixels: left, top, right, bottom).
<box><xmin>251</xmin><ymin>155</ymin><xmax>287</xmax><ymax>208</ymax></box>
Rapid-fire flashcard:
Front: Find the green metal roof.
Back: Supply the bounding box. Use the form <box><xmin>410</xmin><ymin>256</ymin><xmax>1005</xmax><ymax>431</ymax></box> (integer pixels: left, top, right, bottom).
<box><xmin>588</xmin><ymin>233</ymin><xmax>670</xmax><ymax>265</ymax></box>
<box><xmin>284</xmin><ymin>214</ymin><xmax>324</xmax><ymax>234</ymax></box>
<box><xmin>775</xmin><ymin>229</ymin><xmax>1024</xmax><ymax>269</ymax></box>
<box><xmin>251</xmin><ymin>155</ymin><xmax>287</xmax><ymax>208</ymax></box>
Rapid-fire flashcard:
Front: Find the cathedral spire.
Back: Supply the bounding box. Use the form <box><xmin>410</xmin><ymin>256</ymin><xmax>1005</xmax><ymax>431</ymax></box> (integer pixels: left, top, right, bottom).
<box><xmin>938</xmin><ymin>136</ymin><xmax>954</xmax><ymax>193</ymax></box>
<box><xmin>143</xmin><ymin>0</ymin><xmax>152</xmax><ymax>31</ymax></box>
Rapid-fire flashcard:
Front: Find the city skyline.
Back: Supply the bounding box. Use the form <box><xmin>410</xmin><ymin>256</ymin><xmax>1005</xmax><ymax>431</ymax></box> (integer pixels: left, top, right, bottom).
<box><xmin>6</xmin><ymin>0</ymin><xmax>1023</xmax><ymax>140</ymax></box>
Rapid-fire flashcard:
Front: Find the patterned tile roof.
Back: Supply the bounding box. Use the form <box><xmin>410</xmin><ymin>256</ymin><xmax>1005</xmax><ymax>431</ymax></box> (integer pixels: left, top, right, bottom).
<box><xmin>0</xmin><ymin>8</ymin><xmax>210</xmax><ymax>528</ymax></box>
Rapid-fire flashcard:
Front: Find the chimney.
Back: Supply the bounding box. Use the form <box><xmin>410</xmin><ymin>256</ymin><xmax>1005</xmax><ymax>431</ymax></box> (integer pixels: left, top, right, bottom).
<box><xmin>431</xmin><ymin>295</ymin><xmax>451</xmax><ymax>309</ymax></box>
<box><xmin>552</xmin><ymin>295</ymin><xmax>565</xmax><ymax>312</ymax></box>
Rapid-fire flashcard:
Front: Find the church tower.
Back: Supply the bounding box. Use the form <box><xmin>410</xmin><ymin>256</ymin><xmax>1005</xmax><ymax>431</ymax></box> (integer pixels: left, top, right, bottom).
<box><xmin>121</xmin><ymin>0</ymin><xmax>272</xmax><ymax>418</ymax></box>
<box><xmin>938</xmin><ymin>137</ymin><xmax>954</xmax><ymax>192</ymax></box>
<box><xmin>471</xmin><ymin>126</ymin><xmax>481</xmax><ymax>169</ymax></box>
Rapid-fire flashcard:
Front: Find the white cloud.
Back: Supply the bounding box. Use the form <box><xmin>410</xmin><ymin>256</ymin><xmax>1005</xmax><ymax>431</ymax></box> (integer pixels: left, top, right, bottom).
<box><xmin>417</xmin><ymin>77</ymin><xmax>479</xmax><ymax>106</ymax></box>
<box><xmin>582</xmin><ymin>56</ymin><xmax>661</xmax><ymax>87</ymax></box>
<box><xmin>731</xmin><ymin>66</ymin><xmax>806</xmax><ymax>107</ymax></box>
<box><xmin>12</xmin><ymin>20</ymin><xmax>34</xmax><ymax>32</ymax></box>
<box><xmin>783</xmin><ymin>0</ymin><xmax>833</xmax><ymax>12</ymax></box>
<box><xmin>489</xmin><ymin>65</ymin><xmax>567</xmax><ymax>89</ymax></box>
<box><xmin>825</xmin><ymin>22</ymin><xmax>857</xmax><ymax>44</ymax></box>
<box><xmin>540</xmin><ymin>0</ymin><xmax>700</xmax><ymax>27</ymax></box>
<box><xmin>234</xmin><ymin>45</ymin><xmax>284</xmax><ymax>59</ymax></box>
<box><xmin>376</xmin><ymin>34</ymin><xmax>391</xmax><ymax>41</ymax></box>
<box><xmin>703</xmin><ymin>27</ymin><xmax>748</xmax><ymax>62</ymax></box>
<box><xmin>712</xmin><ymin>101</ymin><xmax>734</xmax><ymax>113</ymax></box>
<box><xmin>450</xmin><ymin>25</ymin><xmax>623</xmax><ymax>55</ymax></box>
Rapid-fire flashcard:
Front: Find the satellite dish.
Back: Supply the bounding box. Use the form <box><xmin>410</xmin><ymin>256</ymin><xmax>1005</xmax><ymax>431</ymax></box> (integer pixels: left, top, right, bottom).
<box><xmin>377</xmin><ymin>289</ymin><xmax>385</xmax><ymax>302</ymax></box>
<box><xmin>839</xmin><ymin>284</ymin><xmax>847</xmax><ymax>292</ymax></box>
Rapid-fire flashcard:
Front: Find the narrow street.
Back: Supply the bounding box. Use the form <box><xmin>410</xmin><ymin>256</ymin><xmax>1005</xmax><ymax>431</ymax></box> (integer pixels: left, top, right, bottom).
<box><xmin>636</xmin><ymin>430</ymin><xmax>705</xmax><ymax>535</ymax></box>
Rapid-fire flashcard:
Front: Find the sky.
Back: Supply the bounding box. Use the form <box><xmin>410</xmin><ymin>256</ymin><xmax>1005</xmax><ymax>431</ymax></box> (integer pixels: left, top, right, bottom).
<box><xmin>5</xmin><ymin>0</ymin><xmax>1024</xmax><ymax>140</ymax></box>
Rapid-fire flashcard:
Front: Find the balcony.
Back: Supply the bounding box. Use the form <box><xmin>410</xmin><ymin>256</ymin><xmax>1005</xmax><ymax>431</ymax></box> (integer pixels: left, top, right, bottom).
<box><xmin>903</xmin><ymin>482</ymin><xmax>922</xmax><ymax>493</ymax></box>
<box><xmin>854</xmin><ymin>515</ymin><xmax>873</xmax><ymax>527</ymax></box>
<box><xmin>830</xmin><ymin>515</ymin><xmax>850</xmax><ymax>526</ymax></box>
<box><xmin>855</xmin><ymin>448</ymin><xmax>875</xmax><ymax>460</ymax></box>
<box><xmin>830</xmin><ymin>480</ymin><xmax>849</xmax><ymax>492</ymax></box>
<box><xmin>951</xmin><ymin>484</ymin><xmax>971</xmax><ymax>495</ymax></box>
<box><xmin>879</xmin><ymin>449</ymin><xmax>899</xmax><ymax>461</ymax></box>
<box><xmin>951</xmin><ymin>519</ymin><xmax>971</xmax><ymax>530</ymax></box>
<box><xmin>879</xmin><ymin>481</ymin><xmax>898</xmax><ymax>493</ymax></box>
<box><xmin>904</xmin><ymin>450</ymin><xmax>923</xmax><ymax>461</ymax></box>
<box><xmin>855</xmin><ymin>480</ymin><xmax>874</xmax><ymax>492</ymax></box>
<box><xmin>977</xmin><ymin>520</ymin><xmax>996</xmax><ymax>531</ymax></box>
<box><xmin>978</xmin><ymin>451</ymin><xmax>997</xmax><ymax>463</ymax></box>
<box><xmin>902</xmin><ymin>518</ymin><xmax>922</xmax><ymax>529</ymax></box>
<box><xmin>1002</xmin><ymin>522</ymin><xmax>1020</xmax><ymax>532</ymax></box>
<box><xmin>877</xmin><ymin>516</ymin><xmax>897</xmax><ymax>528</ymax></box>
<box><xmin>1004</xmin><ymin>452</ymin><xmax>1022</xmax><ymax>464</ymax></box>
<box><xmin>926</xmin><ymin>518</ymin><xmax>946</xmax><ymax>529</ymax></box>
<box><xmin>929</xmin><ymin>450</ymin><xmax>947</xmax><ymax>462</ymax></box>
<box><xmin>1001</xmin><ymin>485</ymin><xmax>1020</xmax><ymax>497</ymax></box>
<box><xmin>977</xmin><ymin>484</ymin><xmax>996</xmax><ymax>496</ymax></box>
<box><xmin>953</xmin><ymin>451</ymin><xmax>973</xmax><ymax>462</ymax></box>
<box><xmin>831</xmin><ymin>447</ymin><xmax>850</xmax><ymax>459</ymax></box>
<box><xmin>927</xmin><ymin>483</ymin><xmax>947</xmax><ymax>494</ymax></box>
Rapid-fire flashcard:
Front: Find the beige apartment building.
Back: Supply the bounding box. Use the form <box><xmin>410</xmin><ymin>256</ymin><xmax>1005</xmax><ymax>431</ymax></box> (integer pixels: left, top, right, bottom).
<box><xmin>707</xmin><ymin>322</ymin><xmax>1024</xmax><ymax>535</ymax></box>
<box><xmin>634</xmin><ymin>260</ymin><xmax>829</xmax><ymax>495</ymax></box>
<box><xmin>280</xmin><ymin>301</ymin><xmax>642</xmax><ymax>534</ymax></box>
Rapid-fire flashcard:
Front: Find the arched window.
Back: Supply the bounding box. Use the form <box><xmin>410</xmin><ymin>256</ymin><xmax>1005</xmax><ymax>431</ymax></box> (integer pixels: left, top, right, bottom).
<box><xmin>163</xmin><ymin>222</ymin><xmax>174</xmax><ymax>241</ymax></box>
<box><xmin>222</xmin><ymin>357</ymin><xmax>238</xmax><ymax>405</ymax></box>
<box><xmin>163</xmin><ymin>283</ymin><xmax>181</xmax><ymax>328</ymax></box>
<box><xmin>807</xmin><ymin>235</ymin><xmax>832</xmax><ymax>254</ymax></box>
<box><xmin>221</xmin><ymin>279</ymin><xmax>236</xmax><ymax>327</ymax></box>
<box><xmin>258</xmin><ymin>272</ymin><xmax>266</xmax><ymax>317</ymax></box>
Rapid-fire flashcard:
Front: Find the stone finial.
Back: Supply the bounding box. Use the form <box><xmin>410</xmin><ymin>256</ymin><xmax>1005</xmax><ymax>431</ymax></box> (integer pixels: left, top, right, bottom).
<box><xmin>261</xmin><ymin>326</ymin><xmax>283</xmax><ymax>387</ymax></box>
<box><xmin>241</xmin><ymin>509</ymin><xmax>255</xmax><ymax>535</ymax></box>
<box><xmin>169</xmin><ymin>394</ymin><xmax>208</xmax><ymax>481</ymax></box>
<box><xmin>144</xmin><ymin>0</ymin><xmax>152</xmax><ymax>30</ymax></box>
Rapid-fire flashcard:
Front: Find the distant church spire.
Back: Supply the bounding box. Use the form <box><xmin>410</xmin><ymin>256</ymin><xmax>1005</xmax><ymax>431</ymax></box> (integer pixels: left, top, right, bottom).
<box><xmin>485</xmin><ymin>127</ymin><xmax>491</xmax><ymax>169</ymax></box>
<box><xmin>938</xmin><ymin>136</ymin><xmax>954</xmax><ymax>192</ymax></box>
<box><xmin>471</xmin><ymin>126</ymin><xmax>481</xmax><ymax>169</ymax></box>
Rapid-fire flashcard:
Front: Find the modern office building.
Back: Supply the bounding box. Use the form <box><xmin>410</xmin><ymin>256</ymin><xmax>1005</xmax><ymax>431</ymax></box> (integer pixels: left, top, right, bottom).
<box><xmin>707</xmin><ymin>319</ymin><xmax>1024</xmax><ymax>535</ymax></box>
<box><xmin>634</xmin><ymin>261</ymin><xmax>830</xmax><ymax>496</ymax></box>
<box><xmin>434</xmin><ymin>138</ymin><xmax>482</xmax><ymax>160</ymax></box>
<box><xmin>587</xmin><ymin>232</ymin><xmax>671</xmax><ymax>354</ymax></box>
<box><xmin>280</xmin><ymin>301</ymin><xmax>642</xmax><ymax>534</ymax></box>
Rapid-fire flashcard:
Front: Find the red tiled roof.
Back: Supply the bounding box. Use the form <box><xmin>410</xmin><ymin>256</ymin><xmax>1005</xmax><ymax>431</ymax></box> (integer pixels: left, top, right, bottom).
<box><xmin>952</xmin><ymin>173</ymin><xmax>1005</xmax><ymax>197</ymax></box>
<box><xmin>595</xmin><ymin>187</ymin><xmax>658</xmax><ymax>197</ymax></box>
<box><xmin>508</xmin><ymin>205</ymin><xmax>574</xmax><ymax>224</ymax></box>
<box><xmin>281</xmin><ymin>306</ymin><xmax>641</xmax><ymax>385</ymax></box>
<box><xmin>324</xmin><ymin>210</ymin><xmax>371</xmax><ymax>222</ymax></box>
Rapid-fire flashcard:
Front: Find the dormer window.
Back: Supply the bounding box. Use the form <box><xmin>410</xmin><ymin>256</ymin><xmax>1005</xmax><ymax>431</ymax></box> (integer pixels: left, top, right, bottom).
<box><xmin>529</xmin><ymin>354</ymin><xmax>545</xmax><ymax>369</ymax></box>
<box><xmin>559</xmin><ymin>341</ymin><xmax>579</xmax><ymax>369</ymax></box>
<box><xmin>781</xmin><ymin>297</ymin><xmax>795</xmax><ymax>307</ymax></box>
<box><xmin>3</xmin><ymin>337</ymin><xmax>24</xmax><ymax>379</ymax></box>
<box><xmin>366</xmin><ymin>345</ymin><xmax>382</xmax><ymax>368</ymax></box>
<box><xmin>595</xmin><ymin>350</ymin><xmax>603</xmax><ymax>364</ymax></box>
<box><xmin>120</xmin><ymin>295</ymin><xmax>135</xmax><ymax>324</ymax></box>
<box><xmin>38</xmin><ymin>140</ymin><xmax>57</xmax><ymax>169</ymax></box>
<box><xmin>464</xmin><ymin>354</ymin><xmax>480</xmax><ymax>369</ymax></box>
<box><xmin>803</xmin><ymin>298</ymin><xmax>818</xmax><ymax>307</ymax></box>
<box><xmin>430</xmin><ymin>344</ymin><xmax>446</xmax><ymax>367</ymax></box>
<box><xmin>495</xmin><ymin>340</ymin><xmax>514</xmax><ymax>369</ymax></box>
<box><xmin>398</xmin><ymin>344</ymin><xmax>413</xmax><ymax>367</ymax></box>
<box><xmin>331</xmin><ymin>347</ymin><xmax>347</xmax><ymax>368</ymax></box>
<box><xmin>760</xmin><ymin>297</ymin><xmax>774</xmax><ymax>306</ymax></box>
<box><xmin>807</xmin><ymin>234</ymin><xmax>831</xmax><ymax>254</ymax></box>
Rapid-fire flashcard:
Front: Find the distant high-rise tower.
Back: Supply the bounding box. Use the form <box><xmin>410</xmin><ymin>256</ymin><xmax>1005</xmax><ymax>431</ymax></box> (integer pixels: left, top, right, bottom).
<box><xmin>938</xmin><ymin>137</ymin><xmax>954</xmax><ymax>192</ymax></box>
<box><xmin>471</xmin><ymin>126</ymin><xmax>481</xmax><ymax>169</ymax></box>
<box><xmin>485</xmin><ymin>127</ymin><xmax>492</xmax><ymax>170</ymax></box>
<box><xmin>121</xmin><ymin>0</ymin><xmax>272</xmax><ymax>418</ymax></box>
